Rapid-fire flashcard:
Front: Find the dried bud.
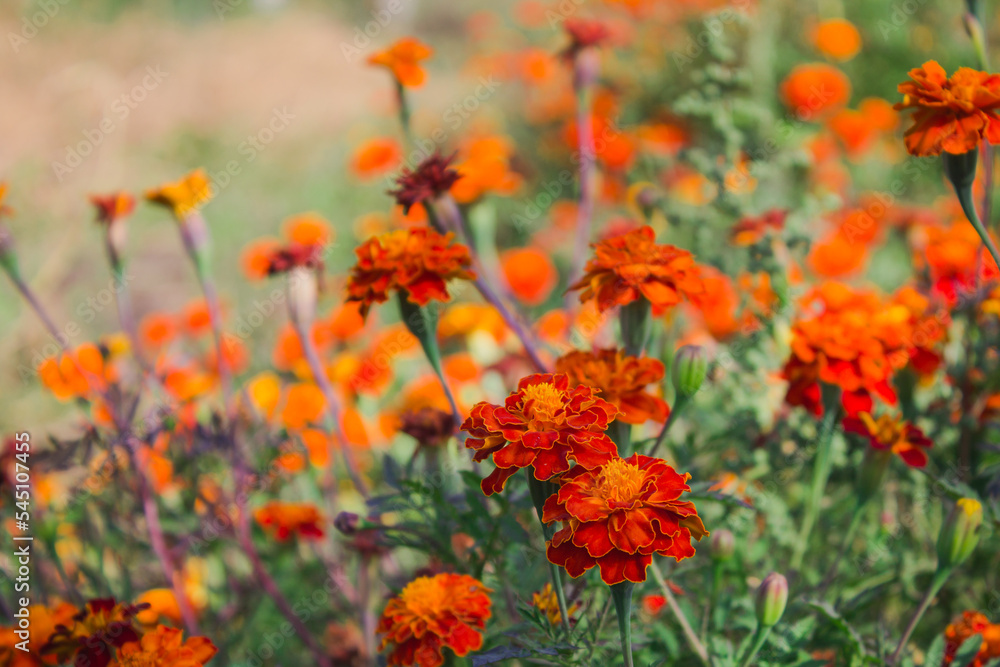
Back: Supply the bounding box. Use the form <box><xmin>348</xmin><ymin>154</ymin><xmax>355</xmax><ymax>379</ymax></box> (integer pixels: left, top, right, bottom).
<box><xmin>937</xmin><ymin>497</ymin><xmax>982</xmax><ymax>572</ymax></box>
<box><xmin>333</xmin><ymin>512</ymin><xmax>360</xmax><ymax>536</ymax></box>
<box><xmin>710</xmin><ymin>529</ymin><xmax>735</xmax><ymax>563</ymax></box>
<box><xmin>672</xmin><ymin>345</ymin><xmax>707</xmax><ymax>398</ymax></box>
<box><xmin>755</xmin><ymin>573</ymin><xmax>788</xmax><ymax>627</ymax></box>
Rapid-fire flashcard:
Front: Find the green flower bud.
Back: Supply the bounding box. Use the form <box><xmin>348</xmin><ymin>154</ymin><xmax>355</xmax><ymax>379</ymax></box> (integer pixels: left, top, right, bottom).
<box><xmin>943</xmin><ymin>147</ymin><xmax>978</xmax><ymax>194</ymax></box>
<box><xmin>936</xmin><ymin>497</ymin><xmax>983</xmax><ymax>572</ymax></box>
<box><xmin>755</xmin><ymin>573</ymin><xmax>788</xmax><ymax>627</ymax></box>
<box><xmin>672</xmin><ymin>345</ymin><xmax>707</xmax><ymax>398</ymax></box>
<box><xmin>711</xmin><ymin>529</ymin><xmax>735</xmax><ymax>562</ymax></box>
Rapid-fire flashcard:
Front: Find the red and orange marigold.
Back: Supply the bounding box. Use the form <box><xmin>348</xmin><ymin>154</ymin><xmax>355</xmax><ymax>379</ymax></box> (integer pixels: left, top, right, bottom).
<box><xmin>943</xmin><ymin>611</ymin><xmax>1000</xmax><ymax>666</ymax></box>
<box><xmin>843</xmin><ymin>412</ymin><xmax>934</xmax><ymax>468</ymax></box>
<box><xmin>462</xmin><ymin>373</ymin><xmax>619</xmax><ymax>495</ymax></box>
<box><xmin>895</xmin><ymin>61</ymin><xmax>1000</xmax><ymax>156</ymax></box>
<box><xmin>543</xmin><ymin>454</ymin><xmax>708</xmax><ymax>585</ymax></box>
<box><xmin>377</xmin><ymin>573</ymin><xmax>492</xmax><ymax>667</ymax></box>
<box><xmin>555</xmin><ymin>348</ymin><xmax>669</xmax><ymax>424</ymax></box>
<box><xmin>346</xmin><ymin>227</ymin><xmax>475</xmax><ymax>319</ymax></box>
<box><xmin>253</xmin><ymin>501</ymin><xmax>325</xmax><ymax>541</ymax></box>
<box><xmin>111</xmin><ymin>625</ymin><xmax>217</xmax><ymax>666</ymax></box>
<box><xmin>567</xmin><ymin>225</ymin><xmax>705</xmax><ymax>314</ymax></box>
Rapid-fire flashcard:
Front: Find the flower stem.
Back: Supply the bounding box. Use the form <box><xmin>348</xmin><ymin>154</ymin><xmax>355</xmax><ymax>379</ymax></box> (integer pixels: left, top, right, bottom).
<box><xmin>648</xmin><ymin>394</ymin><xmax>688</xmax><ymax>459</ymax></box>
<box><xmin>889</xmin><ymin>569</ymin><xmax>950</xmax><ymax>665</ymax></box>
<box><xmin>652</xmin><ymin>562</ymin><xmax>710</xmax><ymax>665</ymax></box>
<box><xmin>739</xmin><ymin>623</ymin><xmax>772</xmax><ymax>667</ymax></box>
<box><xmin>610</xmin><ymin>582</ymin><xmax>635</xmax><ymax>667</ymax></box>
<box><xmin>528</xmin><ymin>476</ymin><xmax>571</xmax><ymax>636</ymax></box>
<box><xmin>953</xmin><ymin>160</ymin><xmax>1000</xmax><ymax>273</ymax></box>
<box><xmin>791</xmin><ymin>384</ymin><xmax>841</xmax><ymax>571</ymax></box>
<box><xmin>820</xmin><ymin>498</ymin><xmax>866</xmax><ymax>590</ymax></box>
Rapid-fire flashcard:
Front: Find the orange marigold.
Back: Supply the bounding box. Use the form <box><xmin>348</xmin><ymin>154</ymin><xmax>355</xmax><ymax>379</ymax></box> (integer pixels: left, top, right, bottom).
<box><xmin>462</xmin><ymin>373</ymin><xmax>619</xmax><ymax>495</ymax></box>
<box><xmin>812</xmin><ymin>18</ymin><xmax>861</xmax><ymax>62</ymax></box>
<box><xmin>346</xmin><ymin>227</ymin><xmax>476</xmax><ymax>319</ymax></box>
<box><xmin>42</xmin><ymin>598</ymin><xmax>144</xmax><ymax>667</ymax></box>
<box><xmin>368</xmin><ymin>37</ymin><xmax>434</xmax><ymax>88</ymax></box>
<box><xmin>896</xmin><ymin>61</ymin><xmax>1000</xmax><ymax>156</ymax></box>
<box><xmin>543</xmin><ymin>454</ymin><xmax>708</xmax><ymax>585</ymax></box>
<box><xmin>780</xmin><ymin>63</ymin><xmax>851</xmax><ymax>119</ymax></box>
<box><xmin>253</xmin><ymin>501</ymin><xmax>324</xmax><ymax>541</ymax></box>
<box><xmin>554</xmin><ymin>348</ymin><xmax>669</xmax><ymax>424</ymax></box>
<box><xmin>944</xmin><ymin>611</ymin><xmax>1000</xmax><ymax>666</ymax></box>
<box><xmin>377</xmin><ymin>573</ymin><xmax>492</xmax><ymax>667</ymax></box>
<box><xmin>567</xmin><ymin>225</ymin><xmax>705</xmax><ymax>314</ymax></box>
<box><xmin>111</xmin><ymin>625</ymin><xmax>217</xmax><ymax>666</ymax></box>
<box><xmin>145</xmin><ymin>169</ymin><xmax>213</xmax><ymax>219</ymax></box>
<box><xmin>90</xmin><ymin>192</ymin><xmax>136</xmax><ymax>226</ymax></box>
<box><xmin>843</xmin><ymin>412</ymin><xmax>934</xmax><ymax>468</ymax></box>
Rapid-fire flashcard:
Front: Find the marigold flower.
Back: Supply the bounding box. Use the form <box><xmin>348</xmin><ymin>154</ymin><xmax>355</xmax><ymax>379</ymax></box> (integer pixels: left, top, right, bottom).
<box><xmin>463</xmin><ymin>373</ymin><xmax>619</xmax><ymax>494</ymax></box>
<box><xmin>450</xmin><ymin>136</ymin><xmax>523</xmax><ymax>204</ymax></box>
<box><xmin>501</xmin><ymin>247</ymin><xmax>557</xmax><ymax>306</ymax></box>
<box><xmin>568</xmin><ymin>225</ymin><xmax>705</xmax><ymax>314</ymax></box>
<box><xmin>352</xmin><ymin>137</ymin><xmax>403</xmax><ymax>178</ymax></box>
<box><xmin>145</xmin><ymin>169</ymin><xmax>213</xmax><ymax>219</ymax></box>
<box><xmin>368</xmin><ymin>37</ymin><xmax>434</xmax><ymax>88</ymax></box>
<box><xmin>543</xmin><ymin>454</ymin><xmax>708</xmax><ymax>585</ymax></box>
<box><xmin>895</xmin><ymin>61</ymin><xmax>1000</xmax><ymax>156</ymax></box>
<box><xmin>346</xmin><ymin>227</ymin><xmax>475</xmax><ymax>319</ymax></box>
<box><xmin>42</xmin><ymin>598</ymin><xmax>145</xmax><ymax>667</ymax></box>
<box><xmin>38</xmin><ymin>343</ymin><xmax>109</xmax><ymax>401</ymax></box>
<box><xmin>944</xmin><ymin>611</ymin><xmax>1000</xmax><ymax>666</ymax></box>
<box><xmin>90</xmin><ymin>192</ymin><xmax>136</xmax><ymax>225</ymax></box>
<box><xmin>561</xmin><ymin>17</ymin><xmax>611</xmax><ymax>59</ymax></box>
<box><xmin>0</xmin><ymin>601</ymin><xmax>76</xmax><ymax>664</ymax></box>
<box><xmin>555</xmin><ymin>348</ymin><xmax>668</xmax><ymax>424</ymax></box>
<box><xmin>780</xmin><ymin>63</ymin><xmax>851</xmax><ymax>118</ymax></box>
<box><xmin>812</xmin><ymin>19</ymin><xmax>861</xmax><ymax>61</ymax></box>
<box><xmin>377</xmin><ymin>573</ymin><xmax>492</xmax><ymax>667</ymax></box>
<box><xmin>730</xmin><ymin>209</ymin><xmax>786</xmax><ymax>246</ymax></box>
<box><xmin>843</xmin><ymin>412</ymin><xmax>933</xmax><ymax>468</ymax></box>
<box><xmin>531</xmin><ymin>583</ymin><xmax>578</xmax><ymax>626</ymax></box>
<box><xmin>253</xmin><ymin>501</ymin><xmax>324</xmax><ymax>541</ymax></box>
<box><xmin>399</xmin><ymin>407</ymin><xmax>457</xmax><ymax>449</ymax></box>
<box><xmin>111</xmin><ymin>625</ymin><xmax>217</xmax><ymax>666</ymax></box>
<box><xmin>388</xmin><ymin>153</ymin><xmax>462</xmax><ymax>214</ymax></box>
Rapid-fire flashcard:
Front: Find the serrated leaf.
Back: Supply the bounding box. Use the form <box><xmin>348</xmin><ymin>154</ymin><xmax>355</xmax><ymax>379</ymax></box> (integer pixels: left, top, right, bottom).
<box><xmin>924</xmin><ymin>633</ymin><xmax>947</xmax><ymax>667</ymax></box>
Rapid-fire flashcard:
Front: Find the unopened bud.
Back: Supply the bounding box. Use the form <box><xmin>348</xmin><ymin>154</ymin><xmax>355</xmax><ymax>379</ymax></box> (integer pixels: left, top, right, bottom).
<box><xmin>936</xmin><ymin>498</ymin><xmax>982</xmax><ymax>571</ymax></box>
<box><xmin>755</xmin><ymin>573</ymin><xmax>788</xmax><ymax>627</ymax></box>
<box><xmin>672</xmin><ymin>345</ymin><xmax>707</xmax><ymax>398</ymax></box>
<box><xmin>333</xmin><ymin>512</ymin><xmax>360</xmax><ymax>536</ymax></box>
<box><xmin>710</xmin><ymin>529</ymin><xmax>735</xmax><ymax>562</ymax></box>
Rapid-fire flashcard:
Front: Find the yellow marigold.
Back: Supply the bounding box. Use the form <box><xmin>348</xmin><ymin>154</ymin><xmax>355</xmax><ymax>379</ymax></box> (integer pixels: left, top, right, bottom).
<box><xmin>555</xmin><ymin>348</ymin><xmax>669</xmax><ymax>424</ymax></box>
<box><xmin>111</xmin><ymin>625</ymin><xmax>217</xmax><ymax>666</ymax></box>
<box><xmin>531</xmin><ymin>583</ymin><xmax>578</xmax><ymax>626</ymax></box>
<box><xmin>346</xmin><ymin>227</ymin><xmax>476</xmax><ymax>319</ymax></box>
<box><xmin>567</xmin><ymin>225</ymin><xmax>705</xmax><ymax>314</ymax></box>
<box><xmin>145</xmin><ymin>169</ymin><xmax>214</xmax><ymax>219</ymax></box>
<box><xmin>378</xmin><ymin>573</ymin><xmax>492</xmax><ymax>667</ymax></box>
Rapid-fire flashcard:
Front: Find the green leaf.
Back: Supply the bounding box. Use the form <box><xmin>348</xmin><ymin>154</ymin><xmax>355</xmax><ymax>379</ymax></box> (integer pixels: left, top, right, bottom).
<box><xmin>923</xmin><ymin>633</ymin><xmax>946</xmax><ymax>667</ymax></box>
<box><xmin>952</xmin><ymin>633</ymin><xmax>984</xmax><ymax>667</ymax></box>
<box><xmin>805</xmin><ymin>601</ymin><xmax>866</xmax><ymax>658</ymax></box>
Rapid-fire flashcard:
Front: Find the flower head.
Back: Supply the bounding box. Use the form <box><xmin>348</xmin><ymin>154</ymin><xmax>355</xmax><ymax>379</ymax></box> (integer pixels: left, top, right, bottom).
<box><xmin>90</xmin><ymin>192</ymin><xmax>136</xmax><ymax>226</ymax></box>
<box><xmin>554</xmin><ymin>348</ymin><xmax>669</xmax><ymax>424</ymax></box>
<box><xmin>543</xmin><ymin>454</ymin><xmax>708</xmax><ymax>585</ymax></box>
<box><xmin>895</xmin><ymin>61</ymin><xmax>1000</xmax><ymax>156</ymax></box>
<box><xmin>944</xmin><ymin>611</ymin><xmax>1000</xmax><ymax>666</ymax></box>
<box><xmin>368</xmin><ymin>37</ymin><xmax>434</xmax><ymax>88</ymax></box>
<box><xmin>399</xmin><ymin>407</ymin><xmax>457</xmax><ymax>449</ymax></box>
<box><xmin>377</xmin><ymin>573</ymin><xmax>492</xmax><ymax>667</ymax></box>
<box><xmin>531</xmin><ymin>583</ymin><xmax>578</xmax><ymax>626</ymax></box>
<box><xmin>567</xmin><ymin>225</ymin><xmax>705</xmax><ymax>314</ymax></box>
<box><xmin>780</xmin><ymin>63</ymin><xmax>851</xmax><ymax>118</ymax></box>
<box><xmin>346</xmin><ymin>227</ymin><xmax>475</xmax><ymax>319</ymax></box>
<box><xmin>462</xmin><ymin>373</ymin><xmax>619</xmax><ymax>495</ymax></box>
<box><xmin>843</xmin><ymin>412</ymin><xmax>933</xmax><ymax>467</ymax></box>
<box><xmin>812</xmin><ymin>19</ymin><xmax>861</xmax><ymax>61</ymax></box>
<box><xmin>42</xmin><ymin>598</ymin><xmax>145</xmax><ymax>667</ymax></box>
<box><xmin>253</xmin><ymin>501</ymin><xmax>324</xmax><ymax>541</ymax></box>
<box><xmin>145</xmin><ymin>169</ymin><xmax>213</xmax><ymax>219</ymax></box>
<box><xmin>561</xmin><ymin>18</ymin><xmax>610</xmax><ymax>60</ymax></box>
<box><xmin>111</xmin><ymin>625</ymin><xmax>217</xmax><ymax>667</ymax></box>
<box><xmin>389</xmin><ymin>153</ymin><xmax>462</xmax><ymax>214</ymax></box>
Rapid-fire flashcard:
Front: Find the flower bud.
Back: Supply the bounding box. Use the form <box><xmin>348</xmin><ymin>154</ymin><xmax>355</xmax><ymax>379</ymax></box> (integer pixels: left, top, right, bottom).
<box><xmin>672</xmin><ymin>345</ymin><xmax>707</xmax><ymax>398</ymax></box>
<box><xmin>333</xmin><ymin>512</ymin><xmax>360</xmax><ymax>536</ymax></box>
<box><xmin>944</xmin><ymin>147</ymin><xmax>978</xmax><ymax>193</ymax></box>
<box><xmin>755</xmin><ymin>573</ymin><xmax>788</xmax><ymax>627</ymax></box>
<box><xmin>936</xmin><ymin>497</ymin><xmax>982</xmax><ymax>571</ymax></box>
<box><xmin>710</xmin><ymin>529</ymin><xmax>735</xmax><ymax>563</ymax></box>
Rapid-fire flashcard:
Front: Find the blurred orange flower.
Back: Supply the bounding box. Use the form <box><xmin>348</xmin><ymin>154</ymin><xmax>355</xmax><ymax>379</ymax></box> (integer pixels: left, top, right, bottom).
<box><xmin>451</xmin><ymin>136</ymin><xmax>522</xmax><ymax>204</ymax></box>
<box><xmin>780</xmin><ymin>64</ymin><xmax>851</xmax><ymax>118</ymax></box>
<box><xmin>544</xmin><ymin>454</ymin><xmax>708</xmax><ymax>585</ymax></box>
<box><xmin>253</xmin><ymin>501</ymin><xmax>324</xmax><ymax>541</ymax></box>
<box><xmin>89</xmin><ymin>192</ymin><xmax>136</xmax><ymax>225</ymax></box>
<box><xmin>368</xmin><ymin>37</ymin><xmax>434</xmax><ymax>88</ymax></box>
<box><xmin>378</xmin><ymin>573</ymin><xmax>492</xmax><ymax>667</ymax></box>
<box><xmin>944</xmin><ymin>611</ymin><xmax>1000</xmax><ymax>666</ymax></box>
<box><xmin>812</xmin><ymin>19</ymin><xmax>861</xmax><ymax>61</ymax></box>
<box><xmin>501</xmin><ymin>248</ymin><xmax>558</xmax><ymax>306</ymax></box>
<box><xmin>896</xmin><ymin>61</ymin><xmax>1000</xmax><ymax>156</ymax></box>
<box><xmin>145</xmin><ymin>169</ymin><xmax>213</xmax><ymax>219</ymax></box>
<box><xmin>462</xmin><ymin>373</ymin><xmax>619</xmax><ymax>495</ymax></box>
<box><xmin>351</xmin><ymin>138</ymin><xmax>403</xmax><ymax>179</ymax></box>
<box><xmin>38</xmin><ymin>343</ymin><xmax>110</xmax><ymax>402</ymax></box>
<box><xmin>346</xmin><ymin>227</ymin><xmax>476</xmax><ymax>318</ymax></box>
<box><xmin>555</xmin><ymin>348</ymin><xmax>669</xmax><ymax>424</ymax></box>
<box><xmin>568</xmin><ymin>225</ymin><xmax>705</xmax><ymax>314</ymax></box>
<box><xmin>111</xmin><ymin>625</ymin><xmax>217</xmax><ymax>666</ymax></box>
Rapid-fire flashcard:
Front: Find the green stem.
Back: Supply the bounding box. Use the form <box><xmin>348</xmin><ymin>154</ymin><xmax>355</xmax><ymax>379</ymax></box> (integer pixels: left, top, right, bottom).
<box><xmin>820</xmin><ymin>498</ymin><xmax>866</xmax><ymax>590</ymax></box>
<box><xmin>610</xmin><ymin>582</ymin><xmax>635</xmax><ymax>667</ymax></box>
<box><xmin>955</xmin><ymin>169</ymin><xmax>1000</xmax><ymax>272</ymax></box>
<box><xmin>739</xmin><ymin>623</ymin><xmax>772</xmax><ymax>667</ymax></box>
<box><xmin>649</xmin><ymin>394</ymin><xmax>688</xmax><ymax>459</ymax></box>
<box><xmin>791</xmin><ymin>384</ymin><xmax>841</xmax><ymax>571</ymax></box>
<box><xmin>528</xmin><ymin>476</ymin><xmax>572</xmax><ymax>636</ymax></box>
<box><xmin>889</xmin><ymin>569</ymin><xmax>951</xmax><ymax>665</ymax></box>
<box><xmin>651</xmin><ymin>562</ymin><xmax>710</xmax><ymax>665</ymax></box>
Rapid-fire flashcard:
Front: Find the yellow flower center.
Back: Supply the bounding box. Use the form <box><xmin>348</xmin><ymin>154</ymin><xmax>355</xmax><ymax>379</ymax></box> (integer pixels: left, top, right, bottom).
<box><xmin>521</xmin><ymin>382</ymin><xmax>566</xmax><ymax>422</ymax></box>
<box><xmin>398</xmin><ymin>577</ymin><xmax>448</xmax><ymax>620</ymax></box>
<box><xmin>594</xmin><ymin>458</ymin><xmax>647</xmax><ymax>507</ymax></box>
<box><xmin>860</xmin><ymin>412</ymin><xmax>905</xmax><ymax>447</ymax></box>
